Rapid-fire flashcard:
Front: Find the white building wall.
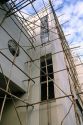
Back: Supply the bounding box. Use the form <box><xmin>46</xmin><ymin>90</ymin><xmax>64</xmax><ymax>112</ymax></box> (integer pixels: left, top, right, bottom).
<box><xmin>25</xmin><ymin>8</ymin><xmax>77</xmax><ymax>125</ymax></box>
<box><xmin>0</xmin><ymin>7</ymin><xmax>33</xmax><ymax>91</ymax></box>
<box><xmin>0</xmin><ymin>6</ymin><xmax>78</xmax><ymax>125</ymax></box>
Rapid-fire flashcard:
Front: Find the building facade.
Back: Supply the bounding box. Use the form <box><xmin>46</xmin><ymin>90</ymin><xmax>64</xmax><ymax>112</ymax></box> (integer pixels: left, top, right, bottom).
<box><xmin>0</xmin><ymin>1</ymin><xmax>83</xmax><ymax>125</ymax></box>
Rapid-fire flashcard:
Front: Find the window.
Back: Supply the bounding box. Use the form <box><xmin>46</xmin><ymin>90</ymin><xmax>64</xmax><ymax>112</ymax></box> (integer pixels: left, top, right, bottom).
<box><xmin>41</xmin><ymin>15</ymin><xmax>49</xmax><ymax>42</ymax></box>
<box><xmin>8</xmin><ymin>39</ymin><xmax>20</xmax><ymax>57</ymax></box>
<box><xmin>40</xmin><ymin>54</ymin><xmax>54</xmax><ymax>101</ymax></box>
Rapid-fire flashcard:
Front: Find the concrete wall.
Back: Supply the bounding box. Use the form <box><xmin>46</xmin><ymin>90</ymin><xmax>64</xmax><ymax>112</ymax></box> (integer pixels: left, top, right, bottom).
<box><xmin>0</xmin><ymin>6</ymin><xmax>78</xmax><ymax>125</ymax></box>
<box><xmin>0</xmin><ymin>6</ymin><xmax>33</xmax><ymax>91</ymax></box>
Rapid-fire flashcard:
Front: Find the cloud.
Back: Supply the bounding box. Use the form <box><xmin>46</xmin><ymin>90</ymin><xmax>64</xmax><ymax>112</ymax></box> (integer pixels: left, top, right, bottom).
<box><xmin>55</xmin><ymin>0</ymin><xmax>83</xmax><ymax>46</ymax></box>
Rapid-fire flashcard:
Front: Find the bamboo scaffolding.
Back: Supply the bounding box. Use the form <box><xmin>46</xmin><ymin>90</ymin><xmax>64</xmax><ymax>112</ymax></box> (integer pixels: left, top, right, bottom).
<box><xmin>26</xmin><ymin>46</ymin><xmax>80</xmax><ymax>63</ymax></box>
<box><xmin>0</xmin><ymin>0</ymin><xmax>83</xmax><ymax>124</ymax></box>
<box><xmin>0</xmin><ymin>2</ymin><xmax>76</xmax><ymax>104</ymax></box>
<box><xmin>0</xmin><ymin>0</ymin><xmax>79</xmax><ymax>104</ymax></box>
<box><xmin>7</xmin><ymin>0</ymin><xmax>36</xmax><ymax>16</ymax></box>
<box><xmin>1</xmin><ymin>4</ymin><xmax>36</xmax><ymax>49</ymax></box>
<box><xmin>0</xmin><ymin>64</ymin><xmax>23</xmax><ymax>125</ymax></box>
<box><xmin>16</xmin><ymin>92</ymin><xmax>83</xmax><ymax>107</ymax></box>
<box><xmin>0</xmin><ymin>87</ymin><xmax>31</xmax><ymax>106</ymax></box>
<box><xmin>0</xmin><ymin>51</ymin><xmax>35</xmax><ymax>83</ymax></box>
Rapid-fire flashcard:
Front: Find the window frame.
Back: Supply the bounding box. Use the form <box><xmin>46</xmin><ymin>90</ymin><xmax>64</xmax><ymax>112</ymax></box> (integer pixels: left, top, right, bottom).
<box><xmin>40</xmin><ymin>54</ymin><xmax>54</xmax><ymax>101</ymax></box>
<box><xmin>8</xmin><ymin>39</ymin><xmax>20</xmax><ymax>57</ymax></box>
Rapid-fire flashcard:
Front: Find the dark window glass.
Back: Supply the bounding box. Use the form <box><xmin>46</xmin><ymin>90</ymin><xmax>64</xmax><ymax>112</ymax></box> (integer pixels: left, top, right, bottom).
<box><xmin>41</xmin><ymin>67</ymin><xmax>46</xmax><ymax>75</ymax></box>
<box><xmin>41</xmin><ymin>83</ymin><xmax>47</xmax><ymax>101</ymax></box>
<box><xmin>40</xmin><ymin>75</ymin><xmax>47</xmax><ymax>82</ymax></box>
<box><xmin>41</xmin><ymin>60</ymin><xmax>45</xmax><ymax>67</ymax></box>
<box><xmin>48</xmin><ymin>73</ymin><xmax>54</xmax><ymax>80</ymax></box>
<box><xmin>48</xmin><ymin>81</ymin><xmax>54</xmax><ymax>99</ymax></box>
<box><xmin>47</xmin><ymin>57</ymin><xmax>52</xmax><ymax>65</ymax></box>
<box><xmin>47</xmin><ymin>65</ymin><xmax>53</xmax><ymax>73</ymax></box>
<box><xmin>40</xmin><ymin>54</ymin><xmax>54</xmax><ymax>101</ymax></box>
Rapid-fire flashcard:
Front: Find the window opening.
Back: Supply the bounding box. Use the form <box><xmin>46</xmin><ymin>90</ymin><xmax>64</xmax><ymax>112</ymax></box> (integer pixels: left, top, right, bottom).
<box><xmin>40</xmin><ymin>54</ymin><xmax>54</xmax><ymax>101</ymax></box>
<box><xmin>8</xmin><ymin>39</ymin><xmax>20</xmax><ymax>57</ymax></box>
<box><xmin>41</xmin><ymin>15</ymin><xmax>49</xmax><ymax>43</ymax></box>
